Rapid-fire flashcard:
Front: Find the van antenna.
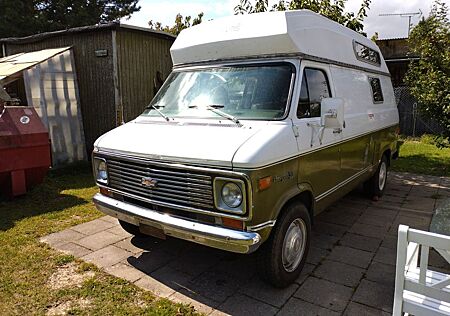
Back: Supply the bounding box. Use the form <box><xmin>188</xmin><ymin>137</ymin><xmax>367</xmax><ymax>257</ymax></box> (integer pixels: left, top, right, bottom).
<box><xmin>379</xmin><ymin>10</ymin><xmax>422</xmax><ymax>37</ymax></box>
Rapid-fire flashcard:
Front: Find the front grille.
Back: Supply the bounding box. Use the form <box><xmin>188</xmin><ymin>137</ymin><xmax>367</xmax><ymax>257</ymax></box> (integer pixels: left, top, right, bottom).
<box><xmin>107</xmin><ymin>158</ymin><xmax>214</xmax><ymax>210</ymax></box>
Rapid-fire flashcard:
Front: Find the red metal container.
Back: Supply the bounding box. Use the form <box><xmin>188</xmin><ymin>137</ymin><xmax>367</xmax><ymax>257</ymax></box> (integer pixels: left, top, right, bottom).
<box><xmin>0</xmin><ymin>106</ymin><xmax>51</xmax><ymax>198</ymax></box>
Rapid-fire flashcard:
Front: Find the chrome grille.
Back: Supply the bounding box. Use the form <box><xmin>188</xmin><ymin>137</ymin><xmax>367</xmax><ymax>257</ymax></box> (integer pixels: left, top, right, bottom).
<box><xmin>107</xmin><ymin>158</ymin><xmax>214</xmax><ymax>210</ymax></box>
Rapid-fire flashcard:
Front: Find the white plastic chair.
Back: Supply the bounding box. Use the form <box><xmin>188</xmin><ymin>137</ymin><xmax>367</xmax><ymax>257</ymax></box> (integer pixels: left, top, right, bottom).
<box><xmin>393</xmin><ymin>225</ymin><xmax>450</xmax><ymax>315</ymax></box>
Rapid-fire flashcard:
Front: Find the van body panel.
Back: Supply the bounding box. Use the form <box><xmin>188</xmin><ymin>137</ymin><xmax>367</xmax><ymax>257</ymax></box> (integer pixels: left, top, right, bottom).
<box><xmin>171</xmin><ymin>10</ymin><xmax>389</xmax><ymax>74</ymax></box>
<box><xmin>92</xmin><ymin>10</ymin><xmax>400</xmax><ymax>259</ymax></box>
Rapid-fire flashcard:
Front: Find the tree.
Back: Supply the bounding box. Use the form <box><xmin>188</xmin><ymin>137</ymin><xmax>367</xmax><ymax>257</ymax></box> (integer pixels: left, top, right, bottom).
<box><xmin>234</xmin><ymin>0</ymin><xmax>371</xmax><ymax>35</ymax></box>
<box><xmin>0</xmin><ymin>0</ymin><xmax>140</xmax><ymax>38</ymax></box>
<box><xmin>148</xmin><ymin>13</ymin><xmax>204</xmax><ymax>36</ymax></box>
<box><xmin>405</xmin><ymin>0</ymin><xmax>450</xmax><ymax>146</ymax></box>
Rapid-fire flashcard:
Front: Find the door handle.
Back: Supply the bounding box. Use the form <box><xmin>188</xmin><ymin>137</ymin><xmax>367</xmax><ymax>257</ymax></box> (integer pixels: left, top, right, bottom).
<box><xmin>333</xmin><ymin>128</ymin><xmax>342</xmax><ymax>134</ymax></box>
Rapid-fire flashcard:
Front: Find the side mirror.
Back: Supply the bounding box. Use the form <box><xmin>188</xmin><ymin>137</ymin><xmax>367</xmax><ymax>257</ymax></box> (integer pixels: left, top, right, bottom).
<box><xmin>320</xmin><ymin>98</ymin><xmax>344</xmax><ymax>129</ymax></box>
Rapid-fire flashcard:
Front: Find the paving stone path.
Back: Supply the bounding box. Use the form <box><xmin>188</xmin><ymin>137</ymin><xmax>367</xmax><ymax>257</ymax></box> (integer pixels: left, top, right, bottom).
<box><xmin>41</xmin><ymin>172</ymin><xmax>450</xmax><ymax>315</ymax></box>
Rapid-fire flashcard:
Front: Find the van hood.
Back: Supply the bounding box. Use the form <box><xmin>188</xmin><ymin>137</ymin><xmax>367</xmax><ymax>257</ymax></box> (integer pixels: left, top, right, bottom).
<box><xmin>94</xmin><ymin>118</ymin><xmax>265</xmax><ymax>167</ymax></box>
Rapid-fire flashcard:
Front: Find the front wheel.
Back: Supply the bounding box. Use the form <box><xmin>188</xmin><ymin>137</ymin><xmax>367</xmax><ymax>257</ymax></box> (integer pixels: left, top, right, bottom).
<box><xmin>364</xmin><ymin>155</ymin><xmax>389</xmax><ymax>198</ymax></box>
<box><xmin>257</xmin><ymin>202</ymin><xmax>311</xmax><ymax>288</ymax></box>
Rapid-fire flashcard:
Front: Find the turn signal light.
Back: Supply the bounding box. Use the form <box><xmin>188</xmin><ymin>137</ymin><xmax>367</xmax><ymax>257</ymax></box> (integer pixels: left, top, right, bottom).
<box><xmin>222</xmin><ymin>217</ymin><xmax>244</xmax><ymax>230</ymax></box>
<box><xmin>100</xmin><ymin>187</ymin><xmax>113</xmax><ymax>197</ymax></box>
<box><xmin>258</xmin><ymin>176</ymin><xmax>272</xmax><ymax>191</ymax></box>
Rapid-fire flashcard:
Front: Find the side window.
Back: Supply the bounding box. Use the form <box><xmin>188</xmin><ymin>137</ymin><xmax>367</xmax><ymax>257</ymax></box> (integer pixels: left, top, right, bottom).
<box><xmin>354</xmin><ymin>41</ymin><xmax>381</xmax><ymax>66</ymax></box>
<box><xmin>369</xmin><ymin>77</ymin><xmax>384</xmax><ymax>103</ymax></box>
<box><xmin>297</xmin><ymin>68</ymin><xmax>331</xmax><ymax>118</ymax></box>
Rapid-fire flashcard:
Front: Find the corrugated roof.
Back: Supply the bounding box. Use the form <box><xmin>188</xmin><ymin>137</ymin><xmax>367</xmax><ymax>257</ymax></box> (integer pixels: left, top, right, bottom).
<box><xmin>0</xmin><ymin>47</ymin><xmax>70</xmax><ymax>81</ymax></box>
<box><xmin>376</xmin><ymin>37</ymin><xmax>408</xmax><ymax>41</ymax></box>
<box><xmin>0</xmin><ymin>22</ymin><xmax>175</xmax><ymax>44</ymax></box>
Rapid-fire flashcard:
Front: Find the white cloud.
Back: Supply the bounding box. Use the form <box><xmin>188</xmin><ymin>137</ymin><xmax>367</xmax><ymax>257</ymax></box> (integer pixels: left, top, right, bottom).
<box><xmin>124</xmin><ymin>0</ymin><xmax>236</xmax><ymax>28</ymax></box>
<box><xmin>124</xmin><ymin>0</ymin><xmax>450</xmax><ymax>39</ymax></box>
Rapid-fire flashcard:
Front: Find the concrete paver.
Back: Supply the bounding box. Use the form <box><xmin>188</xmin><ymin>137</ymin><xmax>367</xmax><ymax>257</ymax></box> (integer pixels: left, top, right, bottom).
<box><xmin>339</xmin><ymin>233</ymin><xmax>381</xmax><ymax>253</ymax></box>
<box><xmin>294</xmin><ymin>277</ymin><xmax>353</xmax><ymax>312</ymax></box>
<box><xmin>328</xmin><ymin>246</ymin><xmax>374</xmax><ymax>269</ymax></box>
<box><xmin>373</xmin><ymin>246</ymin><xmax>397</xmax><ymax>266</ymax></box>
<box><xmin>169</xmin><ymin>289</ymin><xmax>218</xmax><ymax>315</ymax></box>
<box><xmin>349</xmin><ymin>222</ymin><xmax>388</xmax><ymax>239</ymax></box>
<box><xmin>352</xmin><ymin>279</ymin><xmax>394</xmax><ymax>313</ymax></box>
<box><xmin>212</xmin><ymin>294</ymin><xmax>279</xmax><ymax>316</ymax></box>
<box><xmin>306</xmin><ymin>247</ymin><xmax>330</xmax><ymax>265</ymax></box>
<box><xmin>40</xmin><ymin>229</ymin><xmax>85</xmax><ymax>247</ymax></box>
<box><xmin>40</xmin><ymin>172</ymin><xmax>449</xmax><ymax>315</ymax></box>
<box><xmin>81</xmin><ymin>245</ymin><xmax>132</xmax><ymax>268</ymax></box>
<box><xmin>105</xmin><ymin>262</ymin><xmax>146</xmax><ymax>283</ymax></box>
<box><xmin>238</xmin><ymin>276</ymin><xmax>298</xmax><ymax>308</ymax></box>
<box><xmin>71</xmin><ymin>218</ymin><xmax>116</xmax><ymax>235</ymax></box>
<box><xmin>344</xmin><ymin>302</ymin><xmax>391</xmax><ymax>316</ymax></box>
<box><xmin>365</xmin><ymin>261</ymin><xmax>396</xmax><ymax>288</ymax></box>
<box><xmin>57</xmin><ymin>242</ymin><xmax>92</xmax><ymax>257</ymax></box>
<box><xmin>279</xmin><ymin>298</ymin><xmax>340</xmax><ymax>316</ymax></box>
<box><xmin>314</xmin><ymin>260</ymin><xmax>365</xmax><ymax>287</ymax></box>
<box><xmin>76</xmin><ymin>230</ymin><xmax>125</xmax><ymax>251</ymax></box>
<box><xmin>134</xmin><ymin>275</ymin><xmax>177</xmax><ymax>298</ymax></box>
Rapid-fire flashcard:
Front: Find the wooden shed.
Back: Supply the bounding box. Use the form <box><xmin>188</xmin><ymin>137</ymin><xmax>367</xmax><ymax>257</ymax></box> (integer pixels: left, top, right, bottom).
<box><xmin>0</xmin><ymin>23</ymin><xmax>175</xmax><ymax>155</ymax></box>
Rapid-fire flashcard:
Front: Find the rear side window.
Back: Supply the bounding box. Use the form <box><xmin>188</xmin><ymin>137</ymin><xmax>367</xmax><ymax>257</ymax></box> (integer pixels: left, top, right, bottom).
<box><xmin>297</xmin><ymin>68</ymin><xmax>331</xmax><ymax>118</ymax></box>
<box><xmin>369</xmin><ymin>77</ymin><xmax>384</xmax><ymax>103</ymax></box>
<box><xmin>354</xmin><ymin>41</ymin><xmax>381</xmax><ymax>66</ymax></box>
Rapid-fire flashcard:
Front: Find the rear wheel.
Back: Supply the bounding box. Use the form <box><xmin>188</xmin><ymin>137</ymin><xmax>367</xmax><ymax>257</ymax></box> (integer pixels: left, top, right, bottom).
<box><xmin>364</xmin><ymin>155</ymin><xmax>389</xmax><ymax>198</ymax></box>
<box><xmin>118</xmin><ymin>220</ymin><xmax>143</xmax><ymax>236</ymax></box>
<box><xmin>257</xmin><ymin>202</ymin><xmax>311</xmax><ymax>288</ymax></box>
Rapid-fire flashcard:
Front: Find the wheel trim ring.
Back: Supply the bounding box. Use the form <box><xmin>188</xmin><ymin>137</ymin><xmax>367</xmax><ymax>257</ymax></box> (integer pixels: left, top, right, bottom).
<box><xmin>379</xmin><ymin>161</ymin><xmax>387</xmax><ymax>191</ymax></box>
<box><xmin>282</xmin><ymin>218</ymin><xmax>307</xmax><ymax>273</ymax></box>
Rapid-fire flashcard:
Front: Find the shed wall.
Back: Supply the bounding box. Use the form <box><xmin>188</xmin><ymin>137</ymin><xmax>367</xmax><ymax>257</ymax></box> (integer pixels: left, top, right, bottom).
<box><xmin>116</xmin><ymin>29</ymin><xmax>174</xmax><ymax>122</ymax></box>
<box><xmin>3</xmin><ymin>30</ymin><xmax>116</xmax><ymax>154</ymax></box>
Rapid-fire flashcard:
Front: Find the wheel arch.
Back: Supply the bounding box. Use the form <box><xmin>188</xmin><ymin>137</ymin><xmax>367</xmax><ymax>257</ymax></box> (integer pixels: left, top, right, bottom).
<box><xmin>275</xmin><ymin>185</ymin><xmax>315</xmax><ymax>225</ymax></box>
<box><xmin>382</xmin><ymin>147</ymin><xmax>391</xmax><ymax>167</ymax></box>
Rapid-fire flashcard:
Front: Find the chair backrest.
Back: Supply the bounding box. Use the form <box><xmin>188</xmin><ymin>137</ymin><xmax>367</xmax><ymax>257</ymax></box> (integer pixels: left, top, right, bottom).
<box><xmin>393</xmin><ymin>225</ymin><xmax>450</xmax><ymax>316</ymax></box>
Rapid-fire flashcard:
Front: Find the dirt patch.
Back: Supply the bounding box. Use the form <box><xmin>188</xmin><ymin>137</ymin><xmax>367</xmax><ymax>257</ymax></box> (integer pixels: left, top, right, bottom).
<box><xmin>46</xmin><ymin>298</ymin><xmax>92</xmax><ymax>315</ymax></box>
<box><xmin>47</xmin><ymin>262</ymin><xmax>95</xmax><ymax>290</ymax></box>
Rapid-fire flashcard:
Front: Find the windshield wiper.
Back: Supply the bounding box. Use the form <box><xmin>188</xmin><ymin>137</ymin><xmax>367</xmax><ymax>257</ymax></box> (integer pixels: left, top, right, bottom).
<box><xmin>146</xmin><ymin>104</ymin><xmax>171</xmax><ymax>122</ymax></box>
<box><xmin>189</xmin><ymin>104</ymin><xmax>240</xmax><ymax>125</ymax></box>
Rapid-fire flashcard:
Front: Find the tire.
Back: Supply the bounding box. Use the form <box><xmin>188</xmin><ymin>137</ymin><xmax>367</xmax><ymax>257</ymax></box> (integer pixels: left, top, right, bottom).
<box><xmin>118</xmin><ymin>220</ymin><xmax>142</xmax><ymax>236</ymax></box>
<box><xmin>364</xmin><ymin>155</ymin><xmax>389</xmax><ymax>198</ymax></box>
<box><xmin>257</xmin><ymin>202</ymin><xmax>311</xmax><ymax>288</ymax></box>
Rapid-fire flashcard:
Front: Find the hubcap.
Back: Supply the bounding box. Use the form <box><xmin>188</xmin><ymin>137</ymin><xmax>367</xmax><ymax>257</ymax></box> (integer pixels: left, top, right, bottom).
<box><xmin>282</xmin><ymin>218</ymin><xmax>307</xmax><ymax>272</ymax></box>
<box><xmin>379</xmin><ymin>161</ymin><xmax>387</xmax><ymax>191</ymax></box>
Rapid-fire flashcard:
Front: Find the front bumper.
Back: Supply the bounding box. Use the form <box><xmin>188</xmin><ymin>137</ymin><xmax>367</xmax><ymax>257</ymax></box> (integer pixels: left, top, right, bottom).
<box><xmin>93</xmin><ymin>193</ymin><xmax>262</xmax><ymax>254</ymax></box>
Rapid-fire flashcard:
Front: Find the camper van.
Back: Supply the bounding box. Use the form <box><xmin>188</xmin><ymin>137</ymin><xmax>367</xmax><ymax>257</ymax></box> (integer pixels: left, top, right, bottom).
<box><xmin>92</xmin><ymin>10</ymin><xmax>399</xmax><ymax>287</ymax></box>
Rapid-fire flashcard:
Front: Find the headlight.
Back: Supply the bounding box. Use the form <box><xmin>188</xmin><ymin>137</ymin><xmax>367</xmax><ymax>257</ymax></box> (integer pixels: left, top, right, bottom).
<box><xmin>93</xmin><ymin>158</ymin><xmax>108</xmax><ymax>184</ymax></box>
<box><xmin>221</xmin><ymin>182</ymin><xmax>243</xmax><ymax>208</ymax></box>
<box><xmin>214</xmin><ymin>177</ymin><xmax>247</xmax><ymax>214</ymax></box>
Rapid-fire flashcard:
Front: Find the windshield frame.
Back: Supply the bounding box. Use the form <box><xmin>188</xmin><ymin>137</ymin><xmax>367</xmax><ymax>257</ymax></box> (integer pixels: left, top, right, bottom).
<box><xmin>144</xmin><ymin>60</ymin><xmax>298</xmax><ymax>122</ymax></box>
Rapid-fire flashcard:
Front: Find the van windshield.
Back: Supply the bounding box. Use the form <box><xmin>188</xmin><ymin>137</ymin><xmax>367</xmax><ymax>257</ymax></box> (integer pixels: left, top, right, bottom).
<box><xmin>141</xmin><ymin>63</ymin><xmax>294</xmax><ymax>121</ymax></box>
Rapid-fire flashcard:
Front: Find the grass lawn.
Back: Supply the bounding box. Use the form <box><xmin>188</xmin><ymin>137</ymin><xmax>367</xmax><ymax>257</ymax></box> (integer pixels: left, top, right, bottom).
<box><xmin>0</xmin><ymin>164</ymin><xmax>198</xmax><ymax>316</ymax></box>
<box><xmin>391</xmin><ymin>137</ymin><xmax>450</xmax><ymax>177</ymax></box>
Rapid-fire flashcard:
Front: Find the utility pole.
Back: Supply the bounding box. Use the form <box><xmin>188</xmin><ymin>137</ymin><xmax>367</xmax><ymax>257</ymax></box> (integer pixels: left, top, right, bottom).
<box><xmin>379</xmin><ymin>11</ymin><xmax>422</xmax><ymax>37</ymax></box>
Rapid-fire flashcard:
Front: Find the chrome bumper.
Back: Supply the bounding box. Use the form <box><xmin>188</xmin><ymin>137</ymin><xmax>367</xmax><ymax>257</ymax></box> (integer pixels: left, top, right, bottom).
<box><xmin>93</xmin><ymin>193</ymin><xmax>262</xmax><ymax>254</ymax></box>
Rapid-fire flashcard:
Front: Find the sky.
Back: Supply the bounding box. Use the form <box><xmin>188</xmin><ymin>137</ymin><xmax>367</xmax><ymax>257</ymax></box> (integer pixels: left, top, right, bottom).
<box><xmin>123</xmin><ymin>0</ymin><xmax>450</xmax><ymax>39</ymax></box>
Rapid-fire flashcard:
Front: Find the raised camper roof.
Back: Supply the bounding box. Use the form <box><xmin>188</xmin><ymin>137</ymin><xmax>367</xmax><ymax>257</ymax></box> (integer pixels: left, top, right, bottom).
<box><xmin>171</xmin><ymin>10</ymin><xmax>389</xmax><ymax>74</ymax></box>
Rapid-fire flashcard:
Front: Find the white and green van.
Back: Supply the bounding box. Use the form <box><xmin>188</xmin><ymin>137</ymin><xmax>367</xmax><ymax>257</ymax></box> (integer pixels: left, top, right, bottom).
<box><xmin>92</xmin><ymin>10</ymin><xmax>399</xmax><ymax>287</ymax></box>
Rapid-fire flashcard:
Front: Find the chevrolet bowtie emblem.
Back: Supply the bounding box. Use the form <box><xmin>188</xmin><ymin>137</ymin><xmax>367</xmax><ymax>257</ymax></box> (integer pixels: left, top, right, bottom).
<box><xmin>141</xmin><ymin>177</ymin><xmax>158</xmax><ymax>188</ymax></box>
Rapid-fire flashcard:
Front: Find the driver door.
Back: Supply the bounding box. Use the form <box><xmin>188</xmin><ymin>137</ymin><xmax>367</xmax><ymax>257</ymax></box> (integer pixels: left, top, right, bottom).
<box><xmin>293</xmin><ymin>62</ymin><xmax>342</xmax><ymax>203</ymax></box>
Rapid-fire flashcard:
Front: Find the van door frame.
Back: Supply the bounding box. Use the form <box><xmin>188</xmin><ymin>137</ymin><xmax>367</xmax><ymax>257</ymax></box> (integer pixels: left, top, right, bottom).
<box><xmin>291</xmin><ymin>60</ymin><xmax>342</xmax><ymax>206</ymax></box>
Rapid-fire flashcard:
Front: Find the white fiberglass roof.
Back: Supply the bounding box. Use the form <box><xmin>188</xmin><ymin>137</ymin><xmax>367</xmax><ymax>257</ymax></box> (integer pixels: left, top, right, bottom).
<box><xmin>171</xmin><ymin>10</ymin><xmax>388</xmax><ymax>73</ymax></box>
